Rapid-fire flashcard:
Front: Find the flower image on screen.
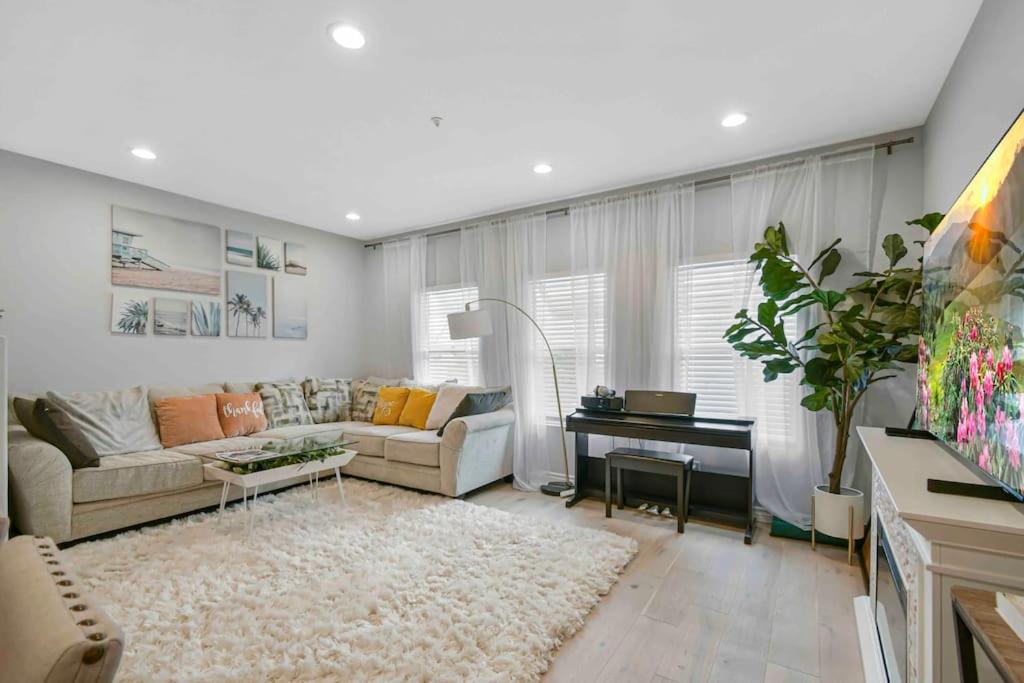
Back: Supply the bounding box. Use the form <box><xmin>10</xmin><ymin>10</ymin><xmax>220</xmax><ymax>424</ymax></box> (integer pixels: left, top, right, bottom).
<box><xmin>918</xmin><ymin>110</ymin><xmax>1024</xmax><ymax>498</ymax></box>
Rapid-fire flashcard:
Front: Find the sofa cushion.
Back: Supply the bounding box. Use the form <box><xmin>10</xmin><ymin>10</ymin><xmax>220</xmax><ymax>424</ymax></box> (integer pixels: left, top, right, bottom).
<box><xmin>350</xmin><ymin>380</ymin><xmax>383</xmax><ymax>422</ymax></box>
<box><xmin>252</xmin><ymin>423</ymin><xmax>354</xmax><ymax>440</ymax></box>
<box><xmin>215</xmin><ymin>392</ymin><xmax>268</xmax><ymax>436</ymax></box>
<box><xmin>437</xmin><ymin>388</ymin><xmax>511</xmax><ymax>436</ymax></box>
<box><xmin>372</xmin><ymin>387</ymin><xmax>410</xmax><ymax>425</ymax></box>
<box><xmin>154</xmin><ymin>394</ymin><xmax>226</xmax><ymax>447</ymax></box>
<box><xmin>385</xmin><ymin>430</ymin><xmax>442</xmax><ymax>468</ymax></box>
<box><xmin>302</xmin><ymin>378</ymin><xmax>352</xmax><ymax>423</ymax></box>
<box><xmin>147</xmin><ymin>383</ymin><xmax>226</xmax><ymax>406</ymax></box>
<box><xmin>46</xmin><ymin>385</ymin><xmax>162</xmax><ymax>456</ymax></box>
<box><xmin>72</xmin><ymin>450</ymin><xmax>203</xmax><ymax>503</ymax></box>
<box><xmin>343</xmin><ymin>424</ymin><xmax>419</xmax><ymax>457</ymax></box>
<box><xmin>398</xmin><ymin>388</ymin><xmax>437</xmax><ymax>430</ymax></box>
<box><xmin>33</xmin><ymin>399</ymin><xmax>101</xmax><ymax>469</ymax></box>
<box><xmin>256</xmin><ymin>382</ymin><xmax>313</xmax><ymax>428</ymax></box>
<box><xmin>425</xmin><ymin>384</ymin><xmax>484</xmax><ymax>430</ymax></box>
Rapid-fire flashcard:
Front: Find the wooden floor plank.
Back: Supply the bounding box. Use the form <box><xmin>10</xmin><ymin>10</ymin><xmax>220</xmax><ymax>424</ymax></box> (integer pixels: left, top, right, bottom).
<box><xmin>465</xmin><ymin>483</ymin><xmax>864</xmax><ymax>683</ymax></box>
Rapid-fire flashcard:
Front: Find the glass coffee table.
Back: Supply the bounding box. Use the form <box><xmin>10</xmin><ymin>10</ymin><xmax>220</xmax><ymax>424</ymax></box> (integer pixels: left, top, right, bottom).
<box><xmin>204</xmin><ymin>435</ymin><xmax>356</xmax><ymax>535</ymax></box>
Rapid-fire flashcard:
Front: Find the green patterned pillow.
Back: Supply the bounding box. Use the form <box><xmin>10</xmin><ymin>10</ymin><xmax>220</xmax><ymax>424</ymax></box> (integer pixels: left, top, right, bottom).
<box><xmin>256</xmin><ymin>382</ymin><xmax>313</xmax><ymax>428</ymax></box>
<box><xmin>350</xmin><ymin>379</ymin><xmax>383</xmax><ymax>423</ymax></box>
<box><xmin>302</xmin><ymin>377</ymin><xmax>352</xmax><ymax>424</ymax></box>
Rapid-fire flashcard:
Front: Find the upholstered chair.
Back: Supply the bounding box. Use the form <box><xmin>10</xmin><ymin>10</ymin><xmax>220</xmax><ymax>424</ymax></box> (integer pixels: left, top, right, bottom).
<box><xmin>0</xmin><ymin>521</ymin><xmax>124</xmax><ymax>682</ymax></box>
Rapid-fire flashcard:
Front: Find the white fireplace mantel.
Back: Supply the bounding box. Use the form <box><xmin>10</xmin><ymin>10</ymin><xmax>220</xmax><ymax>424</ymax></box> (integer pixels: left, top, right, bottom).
<box><xmin>857</xmin><ymin>426</ymin><xmax>1024</xmax><ymax>682</ymax></box>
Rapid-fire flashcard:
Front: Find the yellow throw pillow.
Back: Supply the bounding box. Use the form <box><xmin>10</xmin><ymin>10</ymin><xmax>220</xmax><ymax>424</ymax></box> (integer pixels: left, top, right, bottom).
<box><xmin>398</xmin><ymin>388</ymin><xmax>438</xmax><ymax>429</ymax></box>
<box><xmin>372</xmin><ymin>387</ymin><xmax>411</xmax><ymax>425</ymax></box>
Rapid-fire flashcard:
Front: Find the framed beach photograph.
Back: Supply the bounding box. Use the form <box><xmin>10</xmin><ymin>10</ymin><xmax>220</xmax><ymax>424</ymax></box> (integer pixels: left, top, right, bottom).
<box><xmin>111</xmin><ymin>206</ymin><xmax>221</xmax><ymax>295</ymax></box>
<box><xmin>285</xmin><ymin>242</ymin><xmax>307</xmax><ymax>275</ymax></box>
<box><xmin>226</xmin><ymin>230</ymin><xmax>255</xmax><ymax>267</ymax></box>
<box><xmin>153</xmin><ymin>298</ymin><xmax>189</xmax><ymax>336</ymax></box>
<box><xmin>257</xmin><ymin>236</ymin><xmax>283</xmax><ymax>271</ymax></box>
<box><xmin>226</xmin><ymin>271</ymin><xmax>268</xmax><ymax>337</ymax></box>
<box><xmin>191</xmin><ymin>300</ymin><xmax>222</xmax><ymax>337</ymax></box>
<box><xmin>273</xmin><ymin>277</ymin><xmax>307</xmax><ymax>339</ymax></box>
<box><xmin>111</xmin><ymin>292</ymin><xmax>148</xmax><ymax>335</ymax></box>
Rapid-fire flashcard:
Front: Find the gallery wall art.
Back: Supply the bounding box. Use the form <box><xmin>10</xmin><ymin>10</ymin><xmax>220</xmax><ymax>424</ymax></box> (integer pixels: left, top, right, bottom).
<box><xmin>285</xmin><ymin>242</ymin><xmax>308</xmax><ymax>275</ymax></box>
<box><xmin>226</xmin><ymin>230</ymin><xmax>255</xmax><ymax>267</ymax></box>
<box><xmin>273</xmin><ymin>277</ymin><xmax>307</xmax><ymax>339</ymax></box>
<box><xmin>191</xmin><ymin>300</ymin><xmax>222</xmax><ymax>337</ymax></box>
<box><xmin>227</xmin><ymin>271</ymin><xmax>268</xmax><ymax>338</ymax></box>
<box><xmin>153</xmin><ymin>298</ymin><xmax>189</xmax><ymax>336</ymax></box>
<box><xmin>111</xmin><ymin>206</ymin><xmax>221</xmax><ymax>295</ymax></box>
<box><xmin>257</xmin><ymin>236</ymin><xmax>283</xmax><ymax>271</ymax></box>
<box><xmin>111</xmin><ymin>292</ymin><xmax>148</xmax><ymax>335</ymax></box>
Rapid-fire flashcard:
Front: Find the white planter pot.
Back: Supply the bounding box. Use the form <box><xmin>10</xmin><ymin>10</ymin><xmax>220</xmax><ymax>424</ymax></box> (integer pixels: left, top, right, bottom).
<box><xmin>812</xmin><ymin>485</ymin><xmax>865</xmax><ymax>540</ymax></box>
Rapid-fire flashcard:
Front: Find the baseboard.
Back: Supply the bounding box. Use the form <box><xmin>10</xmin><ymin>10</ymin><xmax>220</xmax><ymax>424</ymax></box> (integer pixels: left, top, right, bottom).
<box><xmin>854</xmin><ymin>595</ymin><xmax>886</xmax><ymax>683</ymax></box>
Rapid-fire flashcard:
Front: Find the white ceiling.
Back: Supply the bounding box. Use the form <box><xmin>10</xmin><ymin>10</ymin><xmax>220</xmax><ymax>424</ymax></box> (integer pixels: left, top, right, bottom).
<box><xmin>0</xmin><ymin>1</ymin><xmax>981</xmax><ymax>240</ymax></box>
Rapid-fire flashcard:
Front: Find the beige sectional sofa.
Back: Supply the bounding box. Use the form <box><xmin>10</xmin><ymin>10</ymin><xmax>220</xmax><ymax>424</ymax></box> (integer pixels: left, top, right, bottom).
<box><xmin>8</xmin><ymin>382</ymin><xmax>515</xmax><ymax>543</ymax></box>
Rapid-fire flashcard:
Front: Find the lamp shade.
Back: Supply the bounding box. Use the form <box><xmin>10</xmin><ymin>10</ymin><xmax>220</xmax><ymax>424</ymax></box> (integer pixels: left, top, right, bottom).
<box><xmin>447</xmin><ymin>308</ymin><xmax>493</xmax><ymax>339</ymax></box>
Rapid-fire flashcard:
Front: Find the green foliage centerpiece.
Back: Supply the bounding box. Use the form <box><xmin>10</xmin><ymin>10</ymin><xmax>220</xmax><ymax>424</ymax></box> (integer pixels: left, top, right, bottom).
<box><xmin>228</xmin><ymin>437</ymin><xmax>349</xmax><ymax>475</ymax></box>
<box><xmin>724</xmin><ymin>213</ymin><xmax>943</xmax><ymax>494</ymax></box>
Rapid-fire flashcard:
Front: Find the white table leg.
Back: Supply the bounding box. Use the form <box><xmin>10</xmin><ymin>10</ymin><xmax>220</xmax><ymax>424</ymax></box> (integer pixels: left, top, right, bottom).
<box><xmin>247</xmin><ymin>485</ymin><xmax>259</xmax><ymax>538</ymax></box>
<box><xmin>314</xmin><ymin>470</ymin><xmax>320</xmax><ymax>500</ymax></box>
<box><xmin>335</xmin><ymin>467</ymin><xmax>345</xmax><ymax>506</ymax></box>
<box><xmin>218</xmin><ymin>481</ymin><xmax>230</xmax><ymax>525</ymax></box>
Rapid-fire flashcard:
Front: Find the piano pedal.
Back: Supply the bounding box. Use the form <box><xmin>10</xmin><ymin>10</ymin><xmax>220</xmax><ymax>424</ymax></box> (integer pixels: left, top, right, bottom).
<box><xmin>647</xmin><ymin>505</ymin><xmax>661</xmax><ymax>516</ymax></box>
<box><xmin>661</xmin><ymin>507</ymin><xmax>674</xmax><ymax>518</ymax></box>
<box><xmin>637</xmin><ymin>503</ymin><xmax>650</xmax><ymax>512</ymax></box>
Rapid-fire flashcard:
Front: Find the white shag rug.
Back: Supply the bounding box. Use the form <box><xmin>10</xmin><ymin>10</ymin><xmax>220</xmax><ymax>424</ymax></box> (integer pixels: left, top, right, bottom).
<box><xmin>64</xmin><ymin>479</ymin><xmax>637</xmax><ymax>682</ymax></box>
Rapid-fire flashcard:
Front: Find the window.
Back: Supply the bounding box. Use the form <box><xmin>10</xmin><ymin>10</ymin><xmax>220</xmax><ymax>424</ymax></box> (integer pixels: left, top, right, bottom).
<box><xmin>422</xmin><ymin>286</ymin><xmax>480</xmax><ymax>385</ymax></box>
<box><xmin>531</xmin><ymin>273</ymin><xmax>606</xmax><ymax>419</ymax></box>
<box><xmin>676</xmin><ymin>259</ymin><xmax>797</xmax><ymax>439</ymax></box>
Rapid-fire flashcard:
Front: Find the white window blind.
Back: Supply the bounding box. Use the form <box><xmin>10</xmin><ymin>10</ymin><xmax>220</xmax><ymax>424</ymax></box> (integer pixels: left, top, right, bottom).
<box><xmin>423</xmin><ymin>286</ymin><xmax>480</xmax><ymax>385</ymax></box>
<box><xmin>677</xmin><ymin>259</ymin><xmax>797</xmax><ymax>440</ymax></box>
<box><xmin>531</xmin><ymin>273</ymin><xmax>606</xmax><ymax>419</ymax></box>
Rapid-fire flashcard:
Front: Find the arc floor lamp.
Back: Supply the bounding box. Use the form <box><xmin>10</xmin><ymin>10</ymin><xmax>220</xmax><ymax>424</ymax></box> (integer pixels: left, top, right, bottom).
<box><xmin>448</xmin><ymin>299</ymin><xmax>574</xmax><ymax>497</ymax></box>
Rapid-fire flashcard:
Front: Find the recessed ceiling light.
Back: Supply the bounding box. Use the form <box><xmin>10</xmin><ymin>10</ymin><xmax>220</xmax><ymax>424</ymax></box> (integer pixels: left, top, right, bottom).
<box><xmin>533</xmin><ymin>163</ymin><xmax>553</xmax><ymax>175</ymax></box>
<box><xmin>721</xmin><ymin>112</ymin><xmax>749</xmax><ymax>128</ymax></box>
<box><xmin>329</xmin><ymin>23</ymin><xmax>366</xmax><ymax>50</ymax></box>
<box><xmin>130</xmin><ymin>146</ymin><xmax>157</xmax><ymax>160</ymax></box>
<box><xmin>345</xmin><ymin>212</ymin><xmax>361</xmax><ymax>221</ymax></box>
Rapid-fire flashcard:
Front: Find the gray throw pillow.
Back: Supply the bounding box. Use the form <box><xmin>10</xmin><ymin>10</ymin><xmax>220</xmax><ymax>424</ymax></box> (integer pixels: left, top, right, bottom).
<box><xmin>256</xmin><ymin>382</ymin><xmax>314</xmax><ymax>428</ymax></box>
<box><xmin>302</xmin><ymin>377</ymin><xmax>352</xmax><ymax>423</ymax></box>
<box><xmin>437</xmin><ymin>389</ymin><xmax>511</xmax><ymax>436</ymax></box>
<box><xmin>46</xmin><ymin>385</ymin><xmax>162</xmax><ymax>456</ymax></box>
<box><xmin>18</xmin><ymin>398</ymin><xmax>101</xmax><ymax>468</ymax></box>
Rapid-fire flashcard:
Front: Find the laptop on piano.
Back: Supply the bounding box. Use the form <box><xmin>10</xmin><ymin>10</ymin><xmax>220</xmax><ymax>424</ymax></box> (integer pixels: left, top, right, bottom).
<box><xmin>623</xmin><ymin>390</ymin><xmax>696</xmax><ymax>416</ymax></box>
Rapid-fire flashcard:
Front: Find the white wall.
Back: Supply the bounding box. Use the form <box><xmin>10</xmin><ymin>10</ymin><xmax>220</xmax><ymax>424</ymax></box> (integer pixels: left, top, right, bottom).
<box><xmin>923</xmin><ymin>0</ymin><xmax>1024</xmax><ymax>210</ymax></box>
<box><xmin>0</xmin><ymin>150</ymin><xmax>366</xmax><ymax>394</ymax></box>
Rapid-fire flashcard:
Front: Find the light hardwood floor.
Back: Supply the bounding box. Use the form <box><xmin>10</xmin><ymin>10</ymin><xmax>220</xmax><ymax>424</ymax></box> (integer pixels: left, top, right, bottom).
<box><xmin>468</xmin><ymin>483</ymin><xmax>866</xmax><ymax>683</ymax></box>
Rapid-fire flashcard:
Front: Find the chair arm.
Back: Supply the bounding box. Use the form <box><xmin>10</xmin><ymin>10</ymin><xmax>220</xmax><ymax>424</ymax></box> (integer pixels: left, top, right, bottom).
<box><xmin>439</xmin><ymin>408</ymin><xmax>515</xmax><ymax>496</ymax></box>
<box><xmin>7</xmin><ymin>427</ymin><xmax>73</xmax><ymax>541</ymax></box>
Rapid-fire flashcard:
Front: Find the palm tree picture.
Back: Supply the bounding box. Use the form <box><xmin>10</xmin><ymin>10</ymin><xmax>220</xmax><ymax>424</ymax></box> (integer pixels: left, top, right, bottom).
<box><xmin>191</xmin><ymin>300</ymin><xmax>222</xmax><ymax>336</ymax></box>
<box><xmin>257</xmin><ymin>237</ymin><xmax>283</xmax><ymax>271</ymax></box>
<box><xmin>226</xmin><ymin>271</ymin><xmax>268</xmax><ymax>337</ymax></box>
<box><xmin>111</xmin><ymin>293</ymin><xmax>148</xmax><ymax>335</ymax></box>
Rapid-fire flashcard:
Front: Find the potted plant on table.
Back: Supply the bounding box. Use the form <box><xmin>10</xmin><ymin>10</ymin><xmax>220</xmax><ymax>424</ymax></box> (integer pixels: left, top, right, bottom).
<box><xmin>724</xmin><ymin>213</ymin><xmax>943</xmax><ymax>556</ymax></box>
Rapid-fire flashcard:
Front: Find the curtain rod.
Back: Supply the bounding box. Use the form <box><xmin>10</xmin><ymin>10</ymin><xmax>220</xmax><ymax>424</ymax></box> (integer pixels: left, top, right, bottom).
<box><xmin>363</xmin><ymin>136</ymin><xmax>914</xmax><ymax>249</ymax></box>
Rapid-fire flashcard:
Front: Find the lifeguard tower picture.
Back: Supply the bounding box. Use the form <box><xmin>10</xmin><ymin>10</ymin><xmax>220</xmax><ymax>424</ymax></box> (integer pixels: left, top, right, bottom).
<box><xmin>111</xmin><ymin>206</ymin><xmax>221</xmax><ymax>295</ymax></box>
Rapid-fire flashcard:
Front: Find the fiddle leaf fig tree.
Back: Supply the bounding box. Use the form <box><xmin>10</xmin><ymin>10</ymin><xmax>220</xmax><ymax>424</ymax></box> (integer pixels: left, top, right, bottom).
<box><xmin>724</xmin><ymin>213</ymin><xmax>944</xmax><ymax>494</ymax></box>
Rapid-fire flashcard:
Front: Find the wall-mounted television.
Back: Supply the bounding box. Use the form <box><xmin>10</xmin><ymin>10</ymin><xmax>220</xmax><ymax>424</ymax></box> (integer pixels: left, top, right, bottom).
<box><xmin>917</xmin><ymin>109</ymin><xmax>1024</xmax><ymax>502</ymax></box>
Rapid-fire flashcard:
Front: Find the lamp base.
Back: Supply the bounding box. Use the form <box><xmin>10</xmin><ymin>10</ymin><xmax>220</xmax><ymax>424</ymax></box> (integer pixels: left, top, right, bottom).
<box><xmin>540</xmin><ymin>480</ymin><xmax>575</xmax><ymax>497</ymax></box>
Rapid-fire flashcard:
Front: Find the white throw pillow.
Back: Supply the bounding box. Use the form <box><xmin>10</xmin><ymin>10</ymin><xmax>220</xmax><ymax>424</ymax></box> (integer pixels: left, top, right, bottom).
<box><xmin>367</xmin><ymin>376</ymin><xmax>406</xmax><ymax>387</ymax></box>
<box><xmin>46</xmin><ymin>385</ymin><xmax>162</xmax><ymax>456</ymax></box>
<box><xmin>425</xmin><ymin>383</ymin><xmax>484</xmax><ymax>431</ymax></box>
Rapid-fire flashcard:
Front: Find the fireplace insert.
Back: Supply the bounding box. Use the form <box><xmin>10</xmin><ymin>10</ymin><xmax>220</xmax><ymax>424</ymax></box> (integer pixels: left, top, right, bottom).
<box><xmin>875</xmin><ymin>523</ymin><xmax>907</xmax><ymax>682</ymax></box>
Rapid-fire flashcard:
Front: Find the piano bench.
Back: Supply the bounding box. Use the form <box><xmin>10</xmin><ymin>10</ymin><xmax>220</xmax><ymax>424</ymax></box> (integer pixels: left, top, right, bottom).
<box><xmin>605</xmin><ymin>447</ymin><xmax>693</xmax><ymax>533</ymax></box>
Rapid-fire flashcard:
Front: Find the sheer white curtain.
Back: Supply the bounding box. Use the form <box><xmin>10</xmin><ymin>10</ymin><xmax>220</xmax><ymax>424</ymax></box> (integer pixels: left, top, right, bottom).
<box><xmin>569</xmin><ymin>185</ymin><xmax>694</xmax><ymax>392</ymax></box>
<box><xmin>458</xmin><ymin>214</ymin><xmax>554</xmax><ymax>489</ymax></box>
<box><xmin>729</xmin><ymin>147</ymin><xmax>874</xmax><ymax>528</ymax></box>
<box><xmin>380</xmin><ymin>239</ymin><xmax>414</xmax><ymax>378</ymax></box>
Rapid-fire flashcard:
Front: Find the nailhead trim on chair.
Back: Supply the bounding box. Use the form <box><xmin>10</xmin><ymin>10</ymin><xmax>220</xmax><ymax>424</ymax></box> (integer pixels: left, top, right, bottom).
<box><xmin>31</xmin><ymin>536</ymin><xmax>110</xmax><ymax>663</ymax></box>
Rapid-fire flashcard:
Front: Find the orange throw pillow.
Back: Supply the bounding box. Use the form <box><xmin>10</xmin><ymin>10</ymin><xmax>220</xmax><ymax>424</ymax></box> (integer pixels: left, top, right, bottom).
<box><xmin>372</xmin><ymin>387</ymin><xmax>411</xmax><ymax>425</ymax></box>
<box><xmin>154</xmin><ymin>394</ymin><xmax>226</xmax><ymax>448</ymax></box>
<box><xmin>215</xmin><ymin>392</ymin><xmax>269</xmax><ymax>437</ymax></box>
<box><xmin>398</xmin><ymin>388</ymin><xmax>437</xmax><ymax>429</ymax></box>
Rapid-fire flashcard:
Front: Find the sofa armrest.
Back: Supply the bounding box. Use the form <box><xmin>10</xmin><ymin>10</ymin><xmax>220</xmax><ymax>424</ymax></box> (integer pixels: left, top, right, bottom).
<box><xmin>7</xmin><ymin>427</ymin><xmax>73</xmax><ymax>541</ymax></box>
<box><xmin>439</xmin><ymin>408</ymin><xmax>515</xmax><ymax>496</ymax></box>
